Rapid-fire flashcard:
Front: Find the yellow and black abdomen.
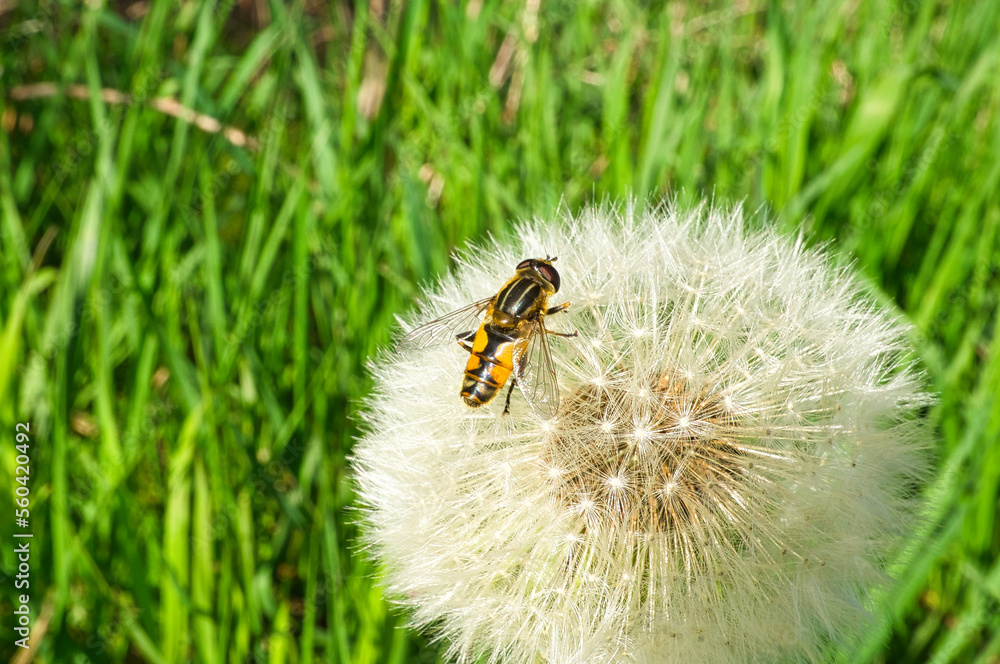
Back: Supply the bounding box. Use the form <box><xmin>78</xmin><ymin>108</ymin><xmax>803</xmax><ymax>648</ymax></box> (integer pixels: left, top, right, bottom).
<box><xmin>461</xmin><ymin>325</ymin><xmax>521</xmax><ymax>407</ymax></box>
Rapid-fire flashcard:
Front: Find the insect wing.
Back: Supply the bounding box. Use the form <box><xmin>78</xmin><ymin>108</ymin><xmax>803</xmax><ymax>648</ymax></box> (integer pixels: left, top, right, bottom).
<box><xmin>516</xmin><ymin>321</ymin><xmax>560</xmax><ymax>419</ymax></box>
<box><xmin>398</xmin><ymin>297</ymin><xmax>493</xmax><ymax>351</ymax></box>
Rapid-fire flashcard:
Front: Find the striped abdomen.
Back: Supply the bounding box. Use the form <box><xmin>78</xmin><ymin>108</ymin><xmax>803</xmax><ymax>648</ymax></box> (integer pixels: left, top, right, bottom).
<box><xmin>461</xmin><ymin>325</ymin><xmax>528</xmax><ymax>407</ymax></box>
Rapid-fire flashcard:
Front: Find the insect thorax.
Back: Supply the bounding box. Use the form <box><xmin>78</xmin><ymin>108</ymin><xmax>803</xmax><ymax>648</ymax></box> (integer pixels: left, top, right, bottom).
<box><xmin>493</xmin><ymin>276</ymin><xmax>546</xmax><ymax>326</ymax></box>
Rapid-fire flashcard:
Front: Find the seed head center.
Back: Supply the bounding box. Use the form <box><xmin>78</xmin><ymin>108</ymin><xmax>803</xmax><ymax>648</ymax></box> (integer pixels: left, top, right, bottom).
<box><xmin>545</xmin><ymin>372</ymin><xmax>749</xmax><ymax>535</ymax></box>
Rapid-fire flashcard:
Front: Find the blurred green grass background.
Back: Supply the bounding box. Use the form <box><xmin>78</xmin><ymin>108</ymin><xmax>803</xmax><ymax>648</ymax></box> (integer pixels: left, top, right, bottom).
<box><xmin>1</xmin><ymin>0</ymin><xmax>998</xmax><ymax>662</ymax></box>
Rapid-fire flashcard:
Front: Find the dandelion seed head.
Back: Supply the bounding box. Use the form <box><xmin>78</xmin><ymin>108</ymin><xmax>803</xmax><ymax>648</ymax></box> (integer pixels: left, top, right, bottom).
<box><xmin>354</xmin><ymin>202</ymin><xmax>931</xmax><ymax>664</ymax></box>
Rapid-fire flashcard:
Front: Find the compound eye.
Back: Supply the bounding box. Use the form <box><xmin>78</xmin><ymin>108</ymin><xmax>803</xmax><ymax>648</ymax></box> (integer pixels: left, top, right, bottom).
<box><xmin>536</xmin><ymin>262</ymin><xmax>561</xmax><ymax>292</ymax></box>
<box><xmin>516</xmin><ymin>258</ymin><xmax>534</xmax><ymax>271</ymax></box>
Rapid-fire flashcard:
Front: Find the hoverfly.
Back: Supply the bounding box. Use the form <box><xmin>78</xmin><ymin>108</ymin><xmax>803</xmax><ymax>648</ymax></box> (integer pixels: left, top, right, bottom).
<box><xmin>400</xmin><ymin>257</ymin><xmax>577</xmax><ymax>419</ymax></box>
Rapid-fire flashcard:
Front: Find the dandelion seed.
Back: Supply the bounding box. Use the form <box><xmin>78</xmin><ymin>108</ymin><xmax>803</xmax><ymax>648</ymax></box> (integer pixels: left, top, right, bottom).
<box><xmin>354</xmin><ymin>202</ymin><xmax>931</xmax><ymax>664</ymax></box>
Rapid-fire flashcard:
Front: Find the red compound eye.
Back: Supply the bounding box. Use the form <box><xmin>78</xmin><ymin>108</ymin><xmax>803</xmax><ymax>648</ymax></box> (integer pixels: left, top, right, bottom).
<box><xmin>536</xmin><ymin>262</ymin><xmax>560</xmax><ymax>293</ymax></box>
<box><xmin>515</xmin><ymin>258</ymin><xmax>561</xmax><ymax>292</ymax></box>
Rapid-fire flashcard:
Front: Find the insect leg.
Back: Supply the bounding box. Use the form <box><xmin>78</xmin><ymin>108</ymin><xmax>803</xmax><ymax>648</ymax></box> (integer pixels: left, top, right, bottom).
<box><xmin>542</xmin><ymin>303</ymin><xmax>577</xmax><ymax>338</ymax></box>
<box><xmin>456</xmin><ymin>331</ymin><xmax>476</xmax><ymax>352</ymax></box>
<box><xmin>502</xmin><ymin>378</ymin><xmax>517</xmax><ymax>416</ymax></box>
<box><xmin>546</xmin><ymin>302</ymin><xmax>571</xmax><ymax>315</ymax></box>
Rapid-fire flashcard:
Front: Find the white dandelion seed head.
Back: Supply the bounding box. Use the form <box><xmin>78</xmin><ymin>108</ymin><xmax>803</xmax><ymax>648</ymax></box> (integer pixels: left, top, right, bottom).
<box><xmin>353</xmin><ymin>202</ymin><xmax>932</xmax><ymax>664</ymax></box>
